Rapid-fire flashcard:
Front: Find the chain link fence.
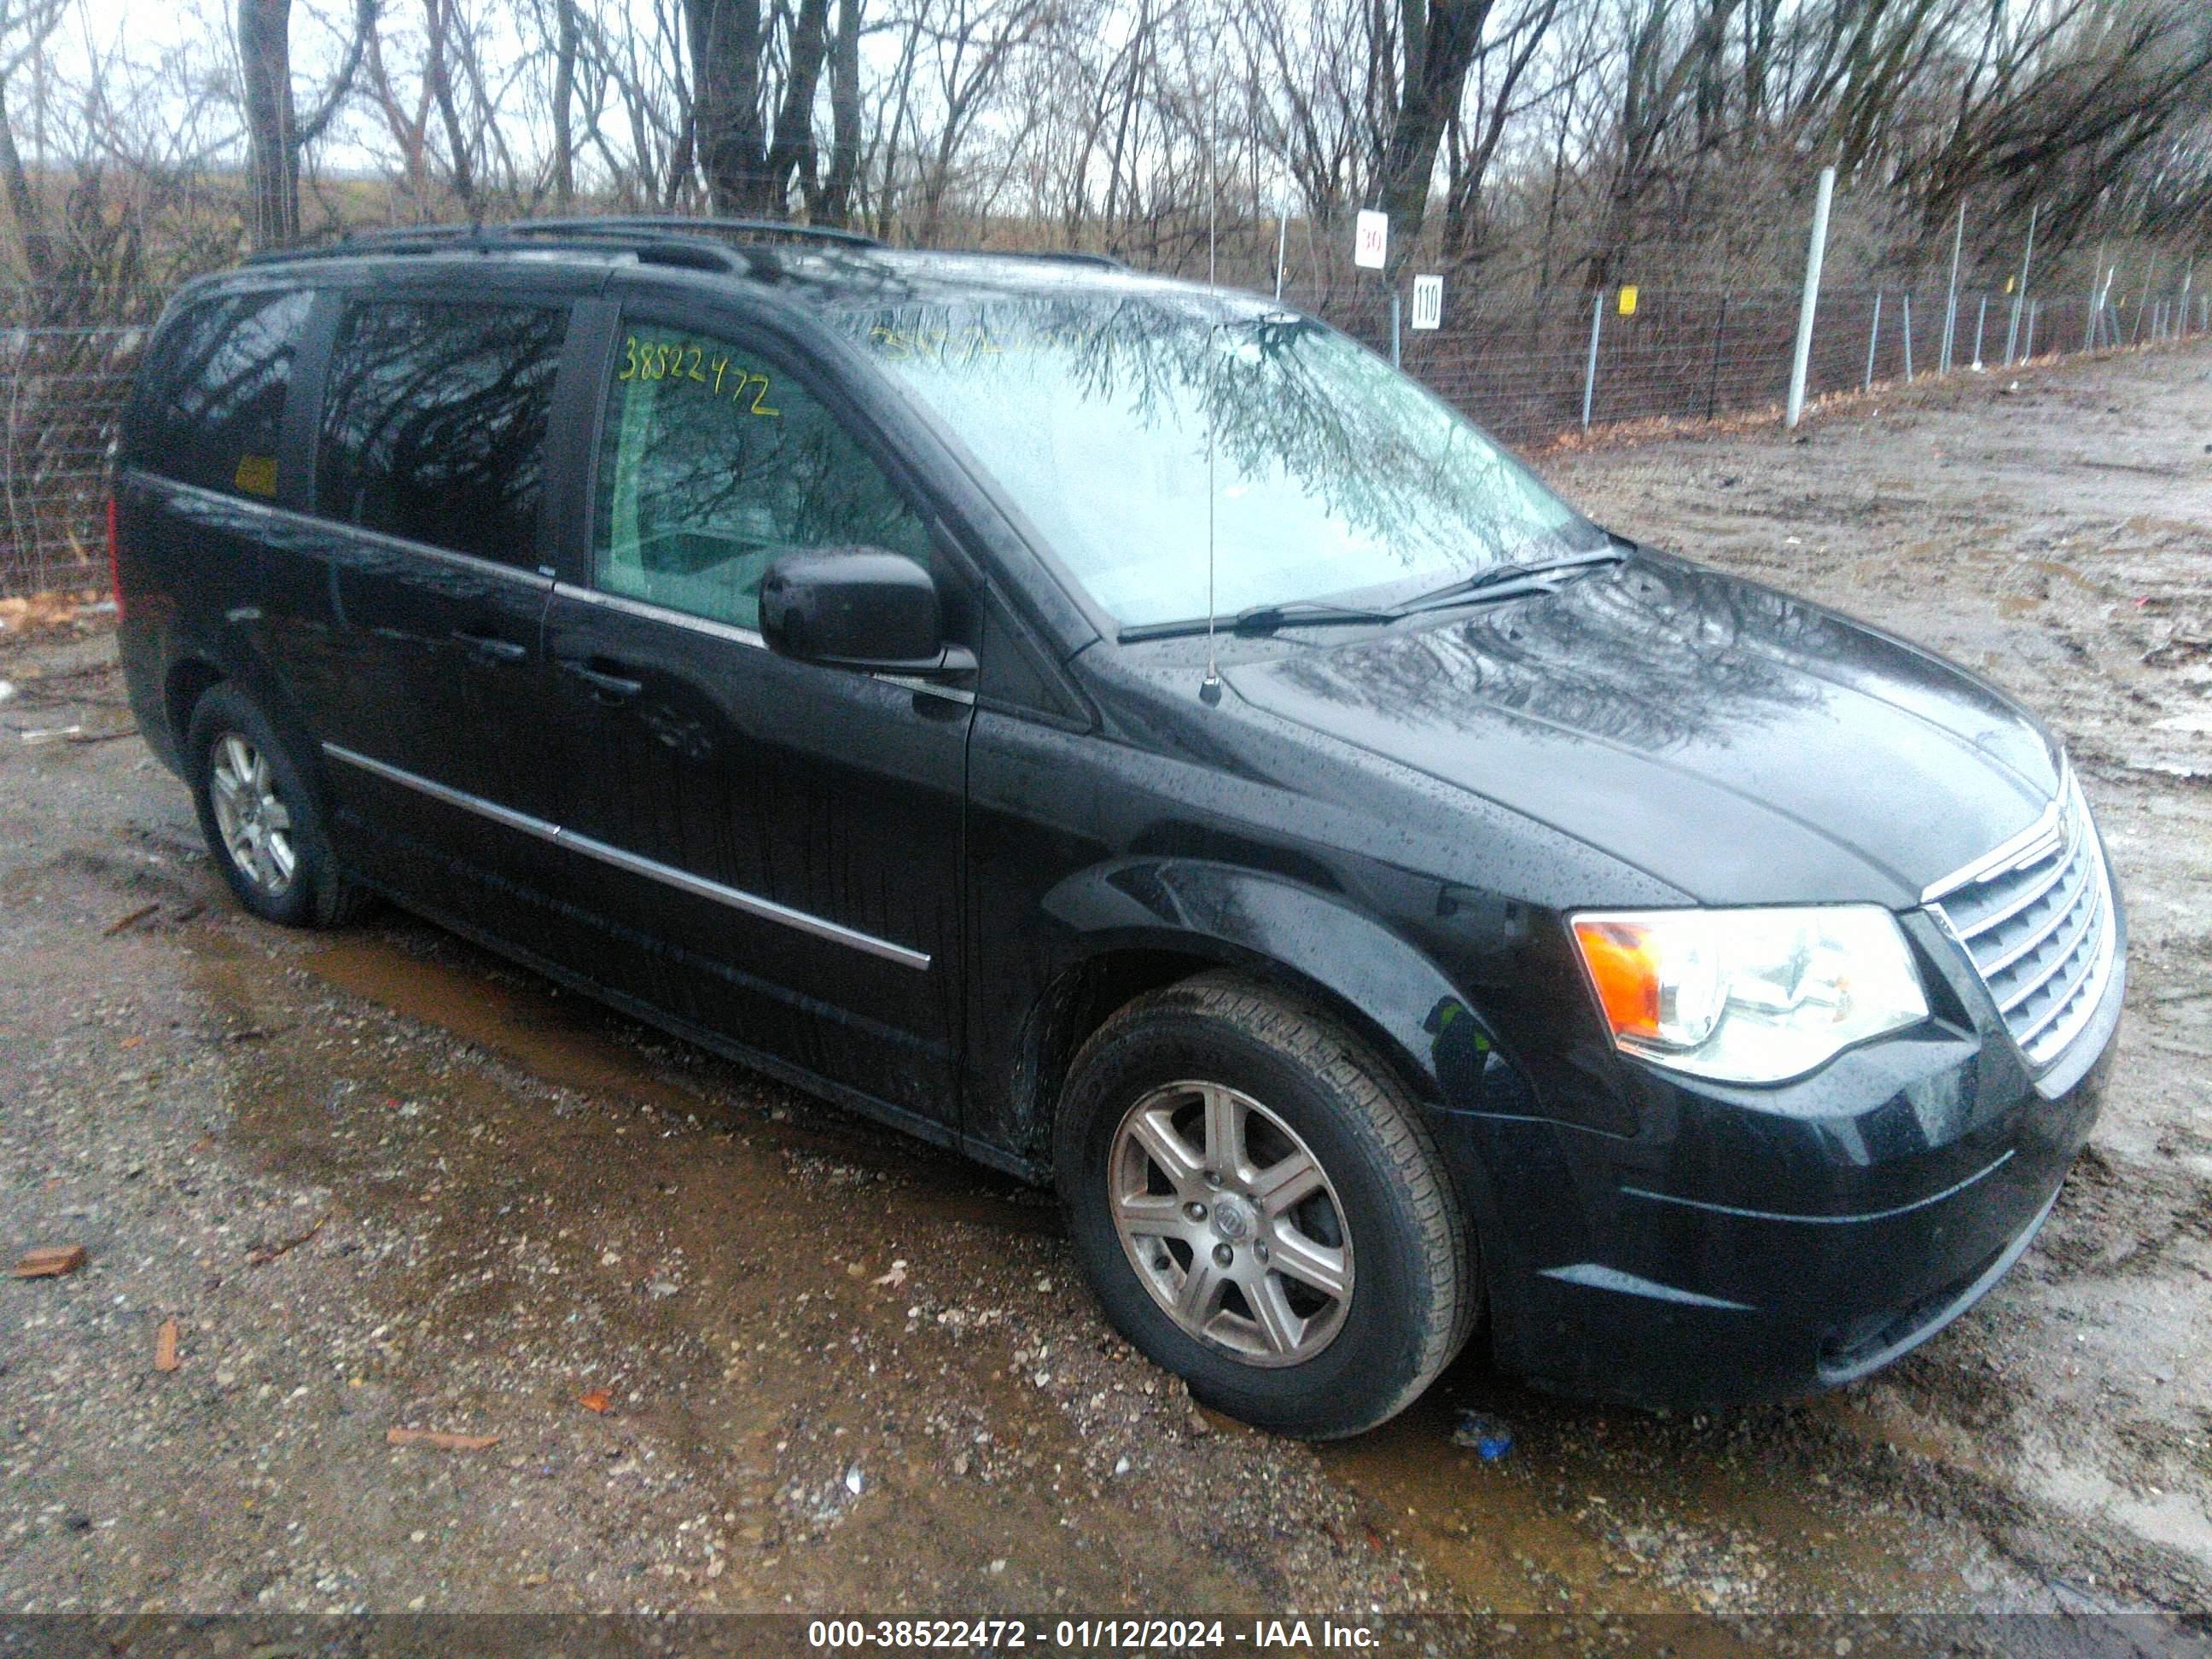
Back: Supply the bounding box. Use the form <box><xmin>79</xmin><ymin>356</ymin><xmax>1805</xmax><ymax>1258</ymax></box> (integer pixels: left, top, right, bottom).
<box><xmin>3</xmin><ymin>272</ymin><xmax>2207</xmax><ymax>599</ymax></box>
<box><xmin>1301</xmin><ymin>280</ymin><xmax>2208</xmax><ymax>446</ymax></box>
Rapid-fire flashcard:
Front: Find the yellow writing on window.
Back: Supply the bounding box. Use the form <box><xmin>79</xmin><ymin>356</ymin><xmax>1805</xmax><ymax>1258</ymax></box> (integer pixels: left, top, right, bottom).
<box><xmin>615</xmin><ymin>335</ymin><xmax>778</xmax><ymax>416</ymax></box>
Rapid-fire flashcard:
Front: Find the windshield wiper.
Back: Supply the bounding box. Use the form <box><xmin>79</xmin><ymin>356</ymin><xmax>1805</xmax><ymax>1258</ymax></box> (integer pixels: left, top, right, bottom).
<box><xmin>1119</xmin><ymin>600</ymin><xmax>1400</xmax><ymax>643</ymax></box>
<box><xmin>1399</xmin><ymin>546</ymin><xmax>1627</xmax><ymax>614</ymax></box>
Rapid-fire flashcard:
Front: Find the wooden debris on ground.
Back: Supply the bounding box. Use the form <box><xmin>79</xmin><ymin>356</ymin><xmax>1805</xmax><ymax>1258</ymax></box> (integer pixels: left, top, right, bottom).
<box><xmin>245</xmin><ymin>1214</ymin><xmax>327</xmax><ymax>1266</ymax></box>
<box><xmin>13</xmin><ymin>1243</ymin><xmax>87</xmax><ymax>1278</ymax></box>
<box><xmin>387</xmin><ymin>1428</ymin><xmax>501</xmax><ymax>1451</ymax></box>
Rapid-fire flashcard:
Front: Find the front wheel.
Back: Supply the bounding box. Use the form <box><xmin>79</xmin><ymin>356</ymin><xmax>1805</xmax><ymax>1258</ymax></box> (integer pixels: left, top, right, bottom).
<box><xmin>1056</xmin><ymin>973</ymin><xmax>1476</xmax><ymax>1438</ymax></box>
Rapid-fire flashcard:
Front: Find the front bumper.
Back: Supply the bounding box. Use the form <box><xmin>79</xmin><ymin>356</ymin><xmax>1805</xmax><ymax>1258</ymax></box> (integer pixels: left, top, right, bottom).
<box><xmin>1431</xmin><ymin>905</ymin><xmax>2122</xmax><ymax>1408</ymax></box>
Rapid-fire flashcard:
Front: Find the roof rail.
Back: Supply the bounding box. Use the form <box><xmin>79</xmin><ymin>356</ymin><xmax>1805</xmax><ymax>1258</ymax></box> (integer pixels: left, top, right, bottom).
<box><xmin>241</xmin><ymin>214</ymin><xmax>878</xmax><ymax>271</ymax></box>
<box><xmin>240</xmin><ymin>224</ymin><xmax>742</xmax><ymax>274</ymax></box>
<box><xmin>517</xmin><ymin>215</ymin><xmax>881</xmax><ymax>249</ymax></box>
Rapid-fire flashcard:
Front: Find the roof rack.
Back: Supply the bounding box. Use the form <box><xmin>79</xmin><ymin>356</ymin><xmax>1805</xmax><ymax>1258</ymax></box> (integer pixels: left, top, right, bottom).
<box><xmin>240</xmin><ymin>224</ymin><xmax>738</xmax><ymax>273</ymax></box>
<box><xmin>517</xmin><ymin>215</ymin><xmax>880</xmax><ymax>249</ymax></box>
<box><xmin>242</xmin><ymin>214</ymin><xmax>878</xmax><ymax>271</ymax></box>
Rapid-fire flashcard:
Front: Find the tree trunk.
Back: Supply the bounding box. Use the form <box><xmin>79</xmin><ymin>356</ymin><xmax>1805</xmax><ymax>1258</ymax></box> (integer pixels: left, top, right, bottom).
<box><xmin>1375</xmin><ymin>0</ymin><xmax>1494</xmax><ymax>262</ymax></box>
<box><xmin>761</xmin><ymin>0</ymin><xmax>831</xmax><ymax>211</ymax></box>
<box><xmin>550</xmin><ymin>0</ymin><xmax>579</xmax><ymax>206</ymax></box>
<box><xmin>0</xmin><ymin>83</ymin><xmax>55</xmax><ymax>286</ymax></box>
<box><xmin>238</xmin><ymin>0</ymin><xmax>300</xmax><ymax>247</ymax></box>
<box><xmin>684</xmin><ymin>0</ymin><xmax>766</xmax><ymax>211</ymax></box>
<box><xmin>424</xmin><ymin>0</ymin><xmax>477</xmax><ymax>212</ymax></box>
<box><xmin>819</xmin><ymin>0</ymin><xmax>863</xmax><ymax>224</ymax></box>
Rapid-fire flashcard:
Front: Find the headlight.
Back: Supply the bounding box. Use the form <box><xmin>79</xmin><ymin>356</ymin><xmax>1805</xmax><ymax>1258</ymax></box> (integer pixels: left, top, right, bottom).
<box><xmin>1569</xmin><ymin>905</ymin><xmax>1929</xmax><ymax>1084</ymax></box>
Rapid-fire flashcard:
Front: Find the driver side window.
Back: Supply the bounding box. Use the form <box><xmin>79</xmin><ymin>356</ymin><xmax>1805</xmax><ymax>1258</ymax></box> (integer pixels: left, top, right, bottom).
<box><xmin>593</xmin><ymin>323</ymin><xmax>935</xmax><ymax>630</ymax></box>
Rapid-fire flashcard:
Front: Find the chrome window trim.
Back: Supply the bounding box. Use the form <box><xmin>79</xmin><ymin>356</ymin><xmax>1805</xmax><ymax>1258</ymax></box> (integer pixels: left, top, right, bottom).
<box><xmin>131</xmin><ymin>472</ymin><xmax>552</xmax><ymax>588</ymax></box>
<box><xmin>553</xmin><ymin>579</ymin><xmax>766</xmax><ymax>648</ymax></box>
<box><xmin>322</xmin><ymin>742</ymin><xmax>932</xmax><ymax>971</ymax></box>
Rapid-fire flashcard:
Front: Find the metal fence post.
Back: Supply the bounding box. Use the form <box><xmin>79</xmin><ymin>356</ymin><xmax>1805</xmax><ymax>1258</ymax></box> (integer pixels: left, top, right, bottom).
<box><xmin>1704</xmin><ymin>294</ymin><xmax>1730</xmax><ymax>421</ymax></box>
<box><xmin>1786</xmin><ymin>166</ymin><xmax>1837</xmax><ymax>428</ymax></box>
<box><xmin>1972</xmin><ymin>295</ymin><xmax>1988</xmax><ymax>368</ymax></box>
<box><xmin>1580</xmin><ymin>291</ymin><xmax>1604</xmax><ymax>429</ymax></box>
<box><xmin>1941</xmin><ymin>201</ymin><xmax>1965</xmax><ymax>374</ymax></box>
<box><xmin>2002</xmin><ymin>205</ymin><xmax>2037</xmax><ymax>366</ymax></box>
<box><xmin>1902</xmin><ymin>294</ymin><xmax>1914</xmax><ymax>381</ymax></box>
<box><xmin>2024</xmin><ymin>300</ymin><xmax>2037</xmax><ymax>360</ymax></box>
<box><xmin>1391</xmin><ymin>289</ymin><xmax>1402</xmax><ymax>367</ymax></box>
<box><xmin>1865</xmin><ymin>290</ymin><xmax>1883</xmax><ymax>390</ymax></box>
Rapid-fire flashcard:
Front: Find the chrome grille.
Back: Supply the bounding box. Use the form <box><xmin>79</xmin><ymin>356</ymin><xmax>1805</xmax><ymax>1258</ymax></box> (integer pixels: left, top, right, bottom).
<box><xmin>1928</xmin><ymin>772</ymin><xmax>2116</xmax><ymax>1073</ymax></box>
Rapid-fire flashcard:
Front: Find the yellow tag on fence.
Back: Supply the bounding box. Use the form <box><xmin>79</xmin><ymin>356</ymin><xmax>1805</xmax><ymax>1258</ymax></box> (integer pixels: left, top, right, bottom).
<box><xmin>1618</xmin><ymin>286</ymin><xmax>1639</xmax><ymax>317</ymax></box>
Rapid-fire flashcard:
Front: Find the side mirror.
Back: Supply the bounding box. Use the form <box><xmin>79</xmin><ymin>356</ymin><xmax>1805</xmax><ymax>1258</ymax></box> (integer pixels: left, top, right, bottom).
<box><xmin>758</xmin><ymin>548</ymin><xmax>973</xmax><ymax>676</ymax></box>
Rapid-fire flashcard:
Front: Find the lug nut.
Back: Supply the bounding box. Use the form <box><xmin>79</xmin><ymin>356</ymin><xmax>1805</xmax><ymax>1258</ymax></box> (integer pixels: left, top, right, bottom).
<box><xmin>1185</xmin><ymin>1202</ymin><xmax>1207</xmax><ymax>1223</ymax></box>
<box><xmin>1254</xmin><ymin>1242</ymin><xmax>1270</xmax><ymax>1264</ymax></box>
<box><xmin>1203</xmin><ymin>1169</ymin><xmax>1222</xmax><ymax>1189</ymax></box>
<box><xmin>1213</xmin><ymin>1243</ymin><xmax>1234</xmax><ymax>1268</ymax></box>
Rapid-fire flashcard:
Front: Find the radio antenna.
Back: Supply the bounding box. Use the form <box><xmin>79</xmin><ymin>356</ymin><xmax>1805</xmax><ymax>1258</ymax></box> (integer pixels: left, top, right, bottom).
<box><xmin>1207</xmin><ymin>84</ymin><xmax>1220</xmax><ymax>289</ymax></box>
<box><xmin>1201</xmin><ymin>317</ymin><xmax>1222</xmax><ymax>704</ymax></box>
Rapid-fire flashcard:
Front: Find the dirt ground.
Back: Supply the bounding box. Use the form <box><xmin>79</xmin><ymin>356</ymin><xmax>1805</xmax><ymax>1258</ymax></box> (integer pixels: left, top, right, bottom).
<box><xmin>3</xmin><ymin>339</ymin><xmax>2209</xmax><ymax>1632</ymax></box>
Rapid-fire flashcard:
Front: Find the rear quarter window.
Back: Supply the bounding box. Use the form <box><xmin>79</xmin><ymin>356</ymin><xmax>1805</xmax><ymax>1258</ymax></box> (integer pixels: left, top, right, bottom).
<box><xmin>131</xmin><ymin>288</ymin><xmax>313</xmax><ymax>498</ymax></box>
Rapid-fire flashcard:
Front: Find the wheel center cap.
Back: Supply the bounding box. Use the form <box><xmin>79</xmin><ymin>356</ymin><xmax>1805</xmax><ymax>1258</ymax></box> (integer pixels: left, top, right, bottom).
<box><xmin>1209</xmin><ymin>1194</ymin><xmax>1255</xmax><ymax>1243</ymax></box>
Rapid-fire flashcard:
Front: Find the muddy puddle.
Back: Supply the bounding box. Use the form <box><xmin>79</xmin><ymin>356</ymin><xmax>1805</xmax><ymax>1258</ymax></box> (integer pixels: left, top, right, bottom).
<box><xmin>177</xmin><ymin>914</ymin><xmax>2023</xmax><ymax>1615</ymax></box>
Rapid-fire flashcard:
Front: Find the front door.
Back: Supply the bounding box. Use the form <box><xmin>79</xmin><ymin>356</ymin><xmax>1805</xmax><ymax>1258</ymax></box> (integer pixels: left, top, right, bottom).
<box><xmin>542</xmin><ymin>306</ymin><xmax>973</xmax><ymax>1131</ymax></box>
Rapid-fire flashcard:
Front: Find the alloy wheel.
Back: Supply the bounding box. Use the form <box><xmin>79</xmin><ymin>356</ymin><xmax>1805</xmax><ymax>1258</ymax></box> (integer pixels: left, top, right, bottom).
<box><xmin>208</xmin><ymin>733</ymin><xmax>298</xmax><ymax>898</ymax></box>
<box><xmin>1109</xmin><ymin>1080</ymin><xmax>1353</xmax><ymax>1366</ymax></box>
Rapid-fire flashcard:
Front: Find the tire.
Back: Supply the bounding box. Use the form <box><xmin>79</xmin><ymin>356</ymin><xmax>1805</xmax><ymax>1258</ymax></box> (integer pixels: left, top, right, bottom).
<box><xmin>184</xmin><ymin>683</ymin><xmax>368</xmax><ymax>929</ymax></box>
<box><xmin>1055</xmin><ymin>971</ymin><xmax>1476</xmax><ymax>1439</ymax></box>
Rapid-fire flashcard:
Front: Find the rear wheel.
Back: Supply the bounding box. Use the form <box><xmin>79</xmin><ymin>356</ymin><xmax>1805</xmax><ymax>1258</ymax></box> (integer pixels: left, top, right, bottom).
<box><xmin>185</xmin><ymin>684</ymin><xmax>366</xmax><ymax>928</ymax></box>
<box><xmin>1057</xmin><ymin>972</ymin><xmax>1475</xmax><ymax>1438</ymax></box>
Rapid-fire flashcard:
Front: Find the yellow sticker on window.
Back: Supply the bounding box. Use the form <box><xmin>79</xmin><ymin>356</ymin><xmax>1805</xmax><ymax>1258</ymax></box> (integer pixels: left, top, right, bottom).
<box><xmin>233</xmin><ymin>454</ymin><xmax>278</xmax><ymax>498</ymax></box>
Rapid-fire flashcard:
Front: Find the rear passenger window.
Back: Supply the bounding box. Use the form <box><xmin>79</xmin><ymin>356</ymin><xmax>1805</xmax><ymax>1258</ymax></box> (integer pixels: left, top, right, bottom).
<box><xmin>137</xmin><ymin>288</ymin><xmax>312</xmax><ymax>498</ymax></box>
<box><xmin>593</xmin><ymin>324</ymin><xmax>934</xmax><ymax>630</ymax></box>
<box><xmin>316</xmin><ymin>300</ymin><xmax>567</xmax><ymax>567</ymax></box>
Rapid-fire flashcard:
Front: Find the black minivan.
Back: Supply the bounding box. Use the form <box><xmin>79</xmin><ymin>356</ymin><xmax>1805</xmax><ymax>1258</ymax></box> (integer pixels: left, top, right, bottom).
<box><xmin>113</xmin><ymin>218</ymin><xmax>2123</xmax><ymax>1437</ymax></box>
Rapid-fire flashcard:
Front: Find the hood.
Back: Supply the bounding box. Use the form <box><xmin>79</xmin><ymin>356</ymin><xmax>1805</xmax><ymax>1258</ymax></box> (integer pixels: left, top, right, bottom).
<box><xmin>1224</xmin><ymin>555</ymin><xmax>2061</xmax><ymax>907</ymax></box>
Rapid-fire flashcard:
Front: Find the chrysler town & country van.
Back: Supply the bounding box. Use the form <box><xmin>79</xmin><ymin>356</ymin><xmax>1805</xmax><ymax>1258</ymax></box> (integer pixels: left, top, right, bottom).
<box><xmin>111</xmin><ymin>218</ymin><xmax>2123</xmax><ymax>1436</ymax></box>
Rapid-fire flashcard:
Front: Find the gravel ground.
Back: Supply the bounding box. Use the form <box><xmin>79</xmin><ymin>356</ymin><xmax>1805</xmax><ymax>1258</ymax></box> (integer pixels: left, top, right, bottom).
<box><xmin>2</xmin><ymin>338</ymin><xmax>2209</xmax><ymax>1625</ymax></box>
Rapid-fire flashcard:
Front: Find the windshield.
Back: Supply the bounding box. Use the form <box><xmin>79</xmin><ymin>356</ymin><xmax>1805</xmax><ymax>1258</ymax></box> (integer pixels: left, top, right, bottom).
<box><xmin>841</xmin><ymin>292</ymin><xmax>1601</xmax><ymax>628</ymax></box>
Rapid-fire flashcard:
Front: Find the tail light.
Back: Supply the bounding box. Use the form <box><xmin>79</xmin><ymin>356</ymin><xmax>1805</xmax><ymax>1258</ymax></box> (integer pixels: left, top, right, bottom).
<box><xmin>107</xmin><ymin>492</ymin><xmax>123</xmax><ymax>620</ymax></box>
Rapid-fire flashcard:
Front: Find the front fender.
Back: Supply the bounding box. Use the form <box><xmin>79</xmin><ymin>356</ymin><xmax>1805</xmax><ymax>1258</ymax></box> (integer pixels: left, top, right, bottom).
<box><xmin>1040</xmin><ymin>857</ymin><xmax>1529</xmax><ymax>1118</ymax></box>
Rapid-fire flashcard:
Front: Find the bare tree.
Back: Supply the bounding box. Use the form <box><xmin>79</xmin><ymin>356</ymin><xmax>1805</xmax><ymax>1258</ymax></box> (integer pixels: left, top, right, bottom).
<box><xmin>0</xmin><ymin>0</ymin><xmax>69</xmax><ymax>282</ymax></box>
<box><xmin>237</xmin><ymin>0</ymin><xmax>379</xmax><ymax>245</ymax></box>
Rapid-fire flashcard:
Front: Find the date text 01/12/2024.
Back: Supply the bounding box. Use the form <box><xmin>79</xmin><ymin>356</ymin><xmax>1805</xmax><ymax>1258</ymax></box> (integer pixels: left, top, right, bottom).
<box><xmin>804</xmin><ymin>1618</ymin><xmax>1381</xmax><ymax>1650</ymax></box>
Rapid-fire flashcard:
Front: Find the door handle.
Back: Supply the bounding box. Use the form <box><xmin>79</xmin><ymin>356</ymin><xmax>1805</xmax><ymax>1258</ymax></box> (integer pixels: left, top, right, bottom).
<box><xmin>565</xmin><ymin>659</ymin><xmax>644</xmax><ymax>701</ymax></box>
<box><xmin>454</xmin><ymin>629</ymin><xmax>529</xmax><ymax>663</ymax></box>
